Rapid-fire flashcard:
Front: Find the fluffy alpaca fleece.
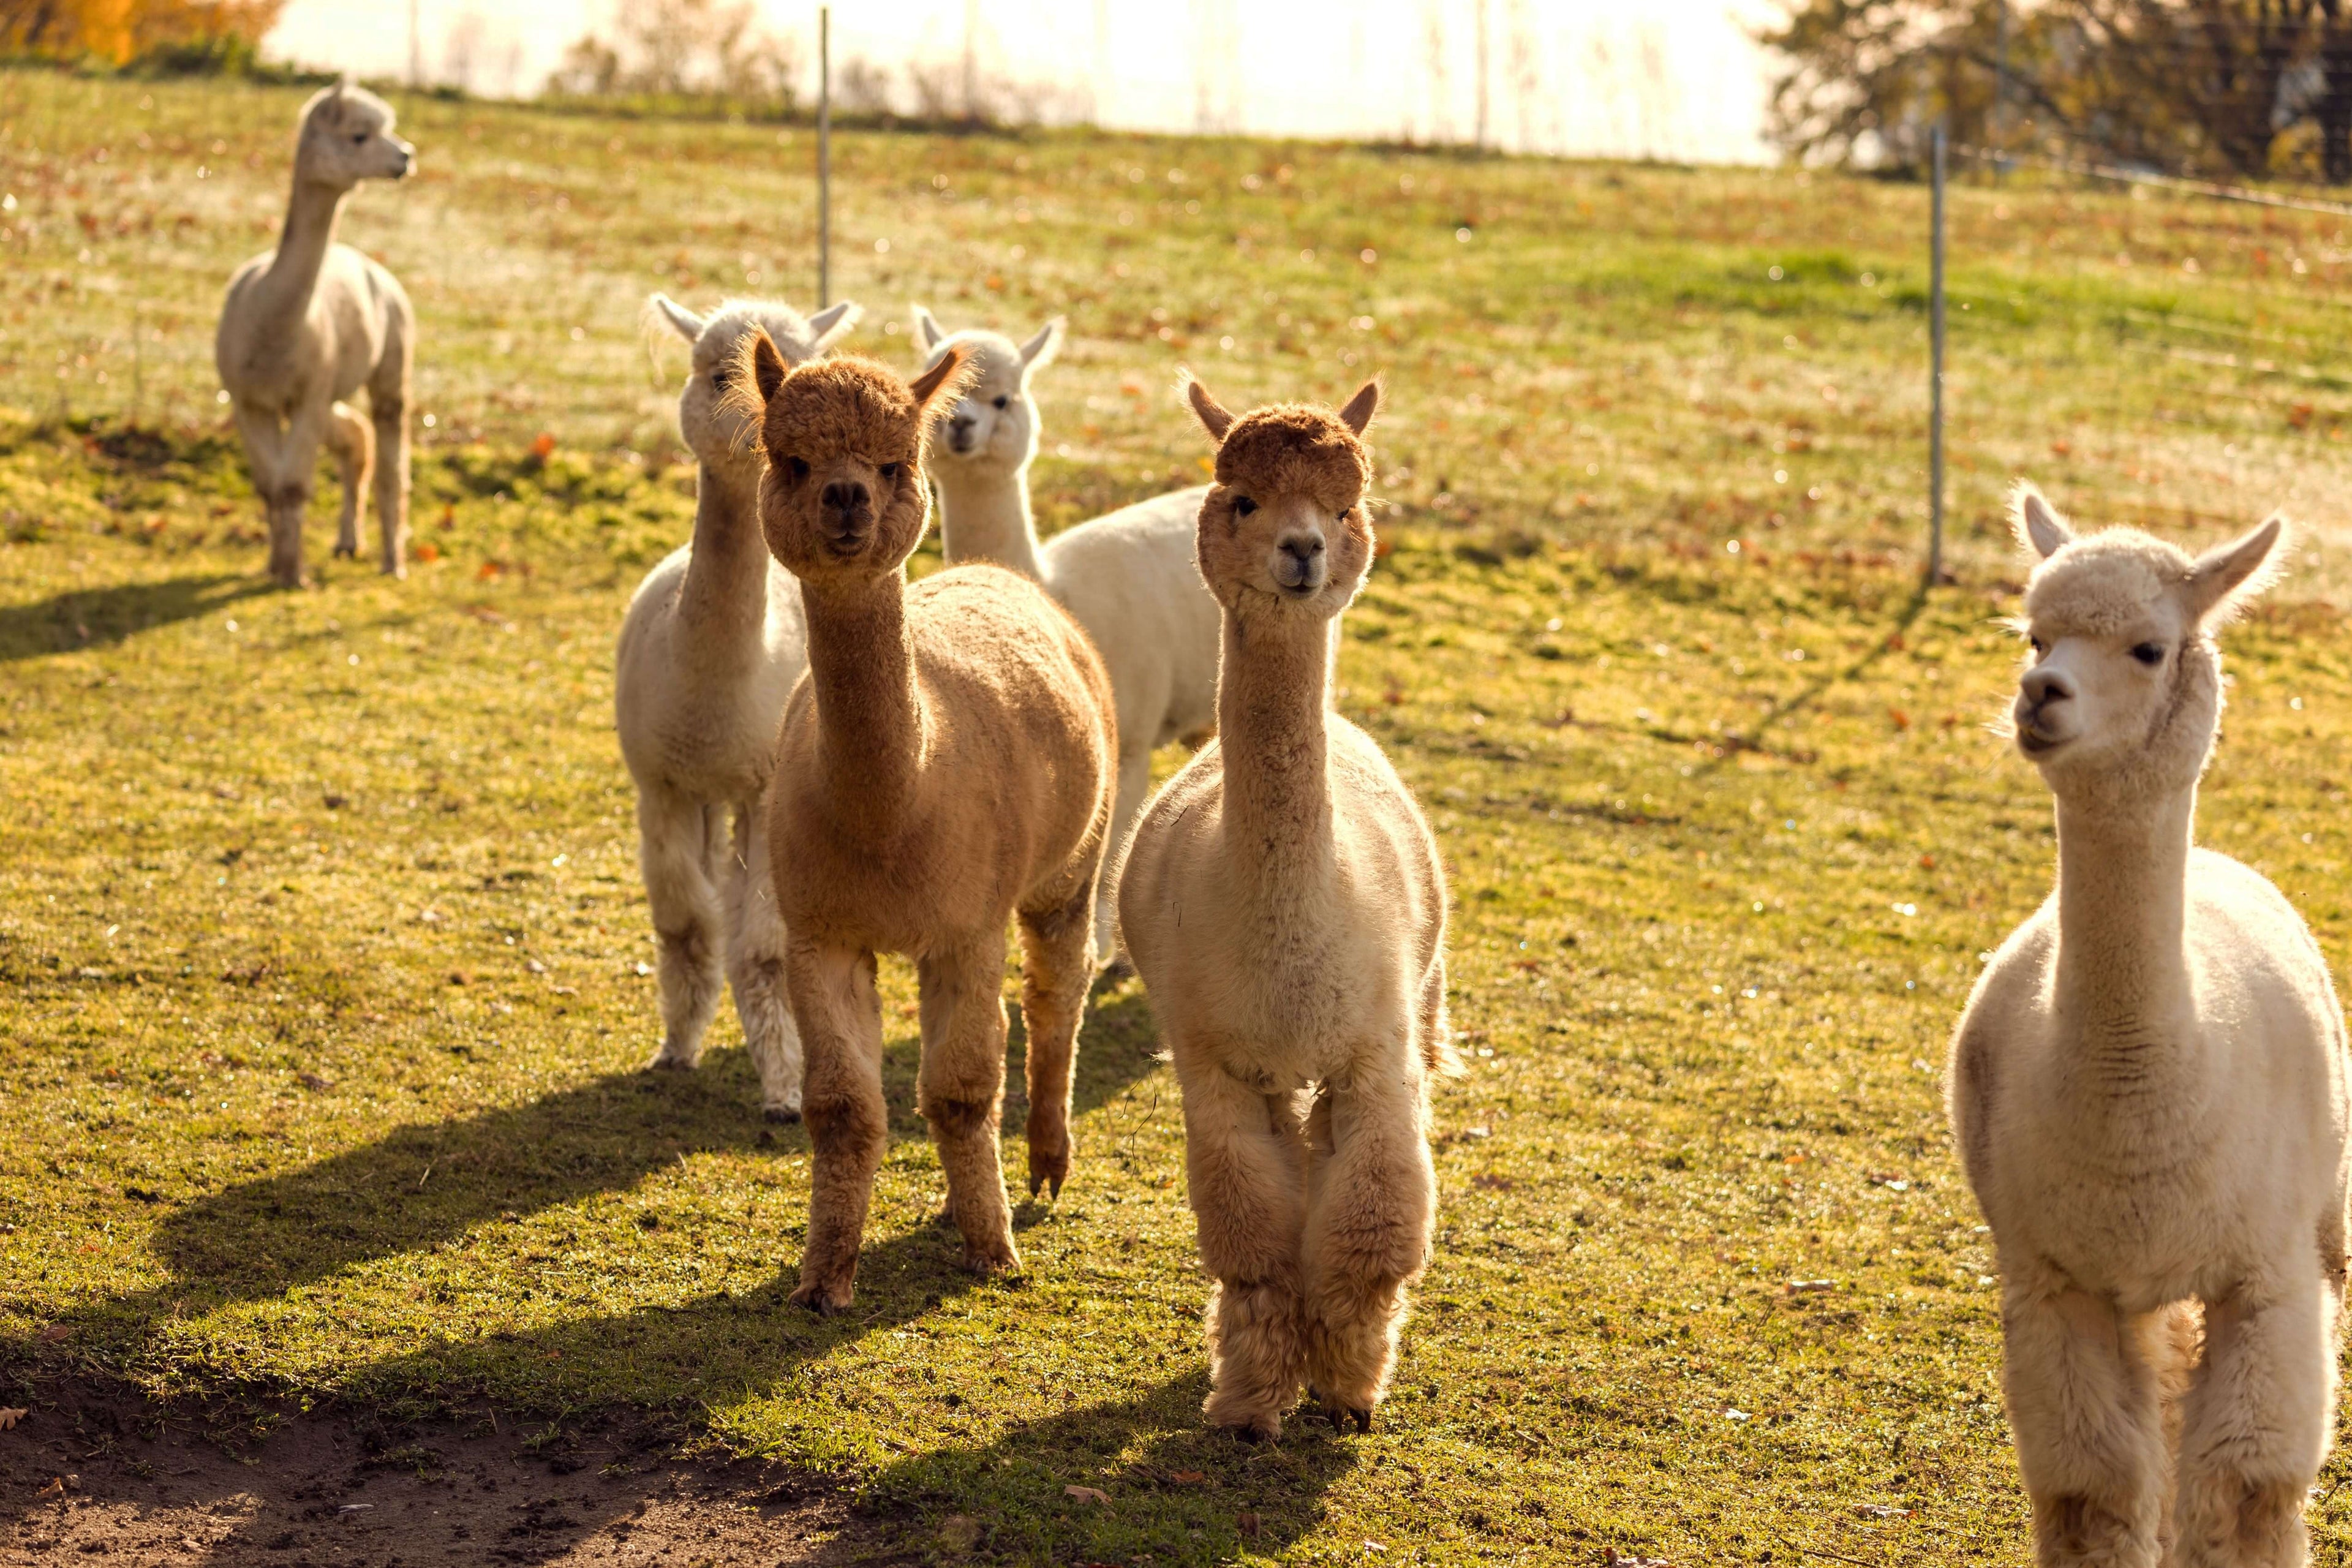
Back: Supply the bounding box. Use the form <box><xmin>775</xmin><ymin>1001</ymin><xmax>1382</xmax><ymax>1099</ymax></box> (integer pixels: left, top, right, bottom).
<box><xmin>747</xmin><ymin>344</ymin><xmax>1117</xmax><ymax>1312</ymax></box>
<box><xmin>913</xmin><ymin>307</ymin><xmax>1220</xmax><ymax>965</ymax></box>
<box><xmin>614</xmin><ymin>295</ymin><xmax>859</xmax><ymax>1120</ymax></box>
<box><xmin>1949</xmin><ymin>484</ymin><xmax>2351</xmax><ymax>1567</ymax></box>
<box><xmin>1117</xmin><ymin>377</ymin><xmax>1455</xmax><ymax>1442</ymax></box>
<box><xmin>215</xmin><ymin>80</ymin><xmax>417</xmax><ymax>587</ymax></box>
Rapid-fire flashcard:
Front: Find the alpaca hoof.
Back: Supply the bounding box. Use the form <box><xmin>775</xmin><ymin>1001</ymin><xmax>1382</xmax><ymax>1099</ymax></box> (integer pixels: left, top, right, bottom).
<box><xmin>789</xmin><ymin>1280</ymin><xmax>853</xmax><ymax>1316</ymax></box>
<box><xmin>646</xmin><ymin>1047</ymin><xmax>697</xmax><ymax>1072</ymax></box>
<box><xmin>1098</xmin><ymin>952</ymin><xmax>1135</xmax><ymax>980</ymax></box>
<box><xmin>1217</xmin><ymin>1417</ymin><xmax>1280</xmax><ymax>1446</ymax></box>
<box><xmin>959</xmin><ymin>1242</ymin><xmax>1020</xmax><ymax>1278</ymax></box>
<box><xmin>333</xmin><ymin>542</ymin><xmax>358</xmax><ymax>559</ymax></box>
<box><xmin>1326</xmin><ymin>1404</ymin><xmax>1371</xmax><ymax>1434</ymax></box>
<box><xmin>1027</xmin><ymin>1145</ymin><xmax>1070</xmax><ymax>1199</ymax></box>
<box><xmin>762</xmin><ymin>1103</ymin><xmax>803</xmax><ymax>1125</ymax></box>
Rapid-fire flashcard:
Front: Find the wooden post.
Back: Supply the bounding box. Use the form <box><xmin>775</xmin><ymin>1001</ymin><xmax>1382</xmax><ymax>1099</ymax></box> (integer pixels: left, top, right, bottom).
<box><xmin>817</xmin><ymin>6</ymin><xmax>832</xmax><ymax>310</ymax></box>
<box><xmin>1928</xmin><ymin>123</ymin><xmax>1948</xmax><ymax>587</ymax></box>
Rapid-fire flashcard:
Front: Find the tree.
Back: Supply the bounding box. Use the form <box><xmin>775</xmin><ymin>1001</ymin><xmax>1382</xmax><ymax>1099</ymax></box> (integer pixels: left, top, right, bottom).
<box><xmin>1760</xmin><ymin>0</ymin><xmax>2352</xmax><ymax>182</ymax></box>
<box><xmin>0</xmin><ymin>0</ymin><xmax>284</xmax><ymax>65</ymax></box>
<box><xmin>547</xmin><ymin>0</ymin><xmax>799</xmax><ymax>105</ymax></box>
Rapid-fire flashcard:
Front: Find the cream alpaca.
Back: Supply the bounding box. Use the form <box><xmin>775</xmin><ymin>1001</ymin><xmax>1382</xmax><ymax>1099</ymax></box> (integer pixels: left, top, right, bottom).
<box><xmin>748</xmin><ymin>344</ymin><xmax>1116</xmax><ymax>1312</ymax></box>
<box><xmin>216</xmin><ymin>81</ymin><xmax>416</xmax><ymax>587</ymax></box>
<box><xmin>1119</xmin><ymin>377</ymin><xmax>1453</xmax><ymax>1442</ymax></box>
<box><xmin>913</xmin><ymin>307</ymin><xmax>1220</xmax><ymax>964</ymax></box>
<box><xmin>614</xmin><ymin>295</ymin><xmax>858</xmax><ymax>1120</ymax></box>
<box><xmin>1950</xmin><ymin>484</ymin><xmax>2350</xmax><ymax>1567</ymax></box>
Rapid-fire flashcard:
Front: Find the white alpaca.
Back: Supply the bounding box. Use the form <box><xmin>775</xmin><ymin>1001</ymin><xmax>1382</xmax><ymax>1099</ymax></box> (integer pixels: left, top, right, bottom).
<box><xmin>614</xmin><ymin>294</ymin><xmax>858</xmax><ymax>1120</ymax></box>
<box><xmin>216</xmin><ymin>80</ymin><xmax>416</xmax><ymax>588</ymax></box>
<box><xmin>1950</xmin><ymin>484</ymin><xmax>2350</xmax><ymax>1568</ymax></box>
<box><xmin>1120</xmin><ymin>379</ymin><xmax>1453</xmax><ymax>1443</ymax></box>
<box><xmin>912</xmin><ymin>307</ymin><xmax>1220</xmax><ymax>963</ymax></box>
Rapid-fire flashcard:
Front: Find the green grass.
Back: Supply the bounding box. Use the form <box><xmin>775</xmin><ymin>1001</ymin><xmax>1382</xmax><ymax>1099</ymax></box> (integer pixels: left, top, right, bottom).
<box><xmin>4</xmin><ymin>66</ymin><xmax>2352</xmax><ymax>1566</ymax></box>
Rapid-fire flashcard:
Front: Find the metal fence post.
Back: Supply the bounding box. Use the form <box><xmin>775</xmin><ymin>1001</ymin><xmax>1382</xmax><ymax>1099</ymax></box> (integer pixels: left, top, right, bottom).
<box><xmin>1929</xmin><ymin>122</ymin><xmax>1947</xmax><ymax>587</ymax></box>
<box><xmin>818</xmin><ymin>6</ymin><xmax>832</xmax><ymax>310</ymax></box>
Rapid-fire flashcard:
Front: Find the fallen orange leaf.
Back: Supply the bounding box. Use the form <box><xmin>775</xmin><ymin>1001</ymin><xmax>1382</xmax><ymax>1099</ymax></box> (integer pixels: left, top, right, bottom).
<box><xmin>1063</xmin><ymin>1484</ymin><xmax>1109</xmax><ymax>1506</ymax></box>
<box><xmin>0</xmin><ymin>1408</ymin><xmax>26</xmax><ymax>1431</ymax></box>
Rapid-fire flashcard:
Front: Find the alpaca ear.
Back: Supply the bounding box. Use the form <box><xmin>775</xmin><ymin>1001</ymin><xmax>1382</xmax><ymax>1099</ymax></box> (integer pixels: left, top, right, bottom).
<box><xmin>909</xmin><ymin>344</ymin><xmax>969</xmax><ymax>418</ymax></box>
<box><xmin>2011</xmin><ymin>481</ymin><xmax>2073</xmax><ymax>560</ymax></box>
<box><xmin>1185</xmin><ymin>375</ymin><xmax>1235</xmax><ymax>442</ymax></box>
<box><xmin>1337</xmin><ymin>379</ymin><xmax>1380</xmax><ymax>436</ymax></box>
<box><xmin>749</xmin><ymin>329</ymin><xmax>790</xmax><ymax>403</ymax></box>
<box><xmin>1017</xmin><ymin>317</ymin><xmax>1064</xmax><ymax>374</ymax></box>
<box><xmin>650</xmin><ymin>293</ymin><xmax>705</xmax><ymax>343</ymax></box>
<box><xmin>2183</xmin><ymin>514</ymin><xmax>2287</xmax><ymax>625</ymax></box>
<box><xmin>912</xmin><ymin>306</ymin><xmax>948</xmax><ymax>353</ymax></box>
<box><xmin>805</xmin><ymin>300</ymin><xmax>859</xmax><ymax>352</ymax></box>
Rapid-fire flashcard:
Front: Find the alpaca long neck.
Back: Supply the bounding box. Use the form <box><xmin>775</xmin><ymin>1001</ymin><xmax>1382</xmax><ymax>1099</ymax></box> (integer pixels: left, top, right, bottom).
<box><xmin>254</xmin><ymin>173</ymin><xmax>347</xmax><ymax>325</ymax></box>
<box><xmin>2051</xmin><ymin>786</ymin><xmax>2198</xmax><ymax>1072</ymax></box>
<box><xmin>674</xmin><ymin>461</ymin><xmax>769</xmax><ymax>667</ymax></box>
<box><xmin>1217</xmin><ymin>609</ymin><xmax>1335</xmax><ymax>878</ymax></box>
<box><xmin>933</xmin><ymin>464</ymin><xmax>1043</xmax><ymax>578</ymax></box>
<box><xmin>799</xmin><ymin>576</ymin><xmax>924</xmax><ymax>840</ymax></box>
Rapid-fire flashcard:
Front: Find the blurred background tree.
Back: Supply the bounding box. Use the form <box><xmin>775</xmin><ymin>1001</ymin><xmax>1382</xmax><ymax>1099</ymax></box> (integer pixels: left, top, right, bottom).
<box><xmin>1762</xmin><ymin>1</ymin><xmax>2352</xmax><ymax>183</ymax></box>
<box><xmin>1</xmin><ymin>0</ymin><xmax>284</xmax><ymax>66</ymax></box>
<box><xmin>547</xmin><ymin>0</ymin><xmax>799</xmax><ymax>107</ymax></box>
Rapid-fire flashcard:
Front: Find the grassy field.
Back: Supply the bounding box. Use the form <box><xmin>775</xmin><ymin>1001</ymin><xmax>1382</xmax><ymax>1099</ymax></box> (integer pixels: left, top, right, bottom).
<box><xmin>2</xmin><ymin>66</ymin><xmax>2352</xmax><ymax>1566</ymax></box>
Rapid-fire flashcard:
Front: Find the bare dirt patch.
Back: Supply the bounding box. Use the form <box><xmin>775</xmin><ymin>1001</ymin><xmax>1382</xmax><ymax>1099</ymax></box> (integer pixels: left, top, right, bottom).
<box><xmin>0</xmin><ymin>1381</ymin><xmax>874</xmax><ymax>1566</ymax></box>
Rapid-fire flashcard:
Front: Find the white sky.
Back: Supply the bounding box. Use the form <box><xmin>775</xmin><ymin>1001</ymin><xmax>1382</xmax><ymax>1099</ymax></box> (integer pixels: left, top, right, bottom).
<box><xmin>265</xmin><ymin>0</ymin><xmax>1780</xmax><ymax>164</ymax></box>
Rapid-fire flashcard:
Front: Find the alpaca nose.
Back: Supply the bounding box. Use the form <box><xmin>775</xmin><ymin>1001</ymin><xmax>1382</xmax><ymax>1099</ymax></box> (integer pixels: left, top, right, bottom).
<box><xmin>1275</xmin><ymin>532</ymin><xmax>1327</xmax><ymax>592</ymax></box>
<box><xmin>820</xmin><ymin>480</ymin><xmax>869</xmax><ymax>530</ymax></box>
<box><xmin>2021</xmin><ymin>666</ymin><xmax>2074</xmax><ymax>709</ymax></box>
<box><xmin>948</xmin><ymin>411</ymin><xmax>978</xmax><ymax>450</ymax></box>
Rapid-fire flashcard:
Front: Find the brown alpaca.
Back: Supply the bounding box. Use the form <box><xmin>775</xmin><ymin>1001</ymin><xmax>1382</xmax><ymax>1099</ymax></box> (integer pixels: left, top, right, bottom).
<box><xmin>1118</xmin><ymin>376</ymin><xmax>1455</xmax><ymax>1442</ymax></box>
<box><xmin>745</xmin><ymin>341</ymin><xmax>1117</xmax><ymax>1312</ymax></box>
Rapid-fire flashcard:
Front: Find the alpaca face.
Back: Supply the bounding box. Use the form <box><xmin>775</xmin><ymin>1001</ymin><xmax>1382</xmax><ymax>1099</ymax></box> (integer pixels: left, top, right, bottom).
<box><xmin>748</xmin><ymin>348</ymin><xmax>967</xmax><ymax>583</ymax></box>
<box><xmin>1186</xmin><ymin>378</ymin><xmax>1379</xmax><ymax>619</ymax></box>
<box><xmin>657</xmin><ymin>297</ymin><xmax>859</xmax><ymax>480</ymax></box>
<box><xmin>2007</xmin><ymin>483</ymin><xmax>2283</xmax><ymax>791</ymax></box>
<box><xmin>296</xmin><ymin>82</ymin><xmax>414</xmax><ymax>189</ymax></box>
<box><xmin>912</xmin><ymin>311</ymin><xmax>1061</xmax><ymax>474</ymax></box>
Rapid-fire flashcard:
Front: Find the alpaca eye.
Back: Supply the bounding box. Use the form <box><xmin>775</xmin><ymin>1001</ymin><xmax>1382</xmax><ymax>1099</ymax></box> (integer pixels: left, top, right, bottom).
<box><xmin>710</xmin><ymin>368</ymin><xmax>734</xmax><ymax>391</ymax></box>
<box><xmin>879</xmin><ymin>462</ymin><xmax>902</xmax><ymax>481</ymax></box>
<box><xmin>2029</xmin><ymin>638</ymin><xmax>2046</xmax><ymax>657</ymax></box>
<box><xmin>786</xmin><ymin>456</ymin><xmax>810</xmax><ymax>481</ymax></box>
<box><xmin>1234</xmin><ymin>497</ymin><xmax>1257</xmax><ymax>516</ymax></box>
<box><xmin>2132</xmin><ymin>642</ymin><xmax>2166</xmax><ymax>666</ymax></box>
<box><xmin>993</xmin><ymin>396</ymin><xmax>1009</xmax><ymax>410</ymax></box>
<box><xmin>350</xmin><ymin>134</ymin><xmax>368</xmax><ymax>145</ymax></box>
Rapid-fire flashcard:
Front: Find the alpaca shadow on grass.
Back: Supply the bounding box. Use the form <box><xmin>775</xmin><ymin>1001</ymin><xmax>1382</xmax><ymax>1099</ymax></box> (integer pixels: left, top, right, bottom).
<box><xmin>1689</xmin><ymin>577</ymin><xmax>1934</xmax><ymax>777</ymax></box>
<box><xmin>858</xmin><ymin>1371</ymin><xmax>1366</xmax><ymax>1565</ymax></box>
<box><xmin>142</xmin><ymin>974</ymin><xmax>1166</xmax><ymax>1308</ymax></box>
<box><xmin>0</xmin><ymin>571</ymin><xmax>271</xmax><ymax>662</ymax></box>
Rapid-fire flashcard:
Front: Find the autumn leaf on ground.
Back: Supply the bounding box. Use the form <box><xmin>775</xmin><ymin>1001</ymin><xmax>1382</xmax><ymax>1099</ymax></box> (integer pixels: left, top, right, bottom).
<box><xmin>0</xmin><ymin>1409</ymin><xmax>26</xmax><ymax>1431</ymax></box>
<box><xmin>1062</xmin><ymin>1484</ymin><xmax>1110</xmax><ymax>1506</ymax></box>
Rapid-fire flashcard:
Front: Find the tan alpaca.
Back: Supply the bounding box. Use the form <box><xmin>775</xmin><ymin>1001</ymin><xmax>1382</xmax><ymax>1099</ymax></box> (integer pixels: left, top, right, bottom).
<box><xmin>1951</xmin><ymin>485</ymin><xmax>2350</xmax><ymax>1567</ymax></box>
<box><xmin>215</xmin><ymin>80</ymin><xmax>416</xmax><ymax>588</ymax></box>
<box><xmin>1118</xmin><ymin>377</ymin><xmax>1454</xmax><ymax>1442</ymax></box>
<box><xmin>745</xmin><ymin>343</ymin><xmax>1117</xmax><ymax>1312</ymax></box>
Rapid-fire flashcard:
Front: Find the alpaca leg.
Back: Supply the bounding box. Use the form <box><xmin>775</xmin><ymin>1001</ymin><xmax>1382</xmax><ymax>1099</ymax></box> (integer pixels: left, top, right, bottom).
<box><xmin>2171</xmin><ymin>1280</ymin><xmax>2334</xmax><ymax>1567</ymax></box>
<box><xmin>232</xmin><ymin>401</ymin><xmax>315</xmax><ymax>589</ymax></box>
<box><xmin>1298</xmin><ymin>1072</ymin><xmax>1435</xmax><ymax>1430</ymax></box>
<box><xmin>914</xmin><ymin>937</ymin><xmax>1019</xmax><ymax>1275</ymax></box>
<box><xmin>325</xmin><ymin>400</ymin><xmax>372</xmax><ymax>560</ymax></box>
<box><xmin>726</xmin><ymin>801</ymin><xmax>803</xmax><ymax>1121</ymax></box>
<box><xmin>1093</xmin><ymin>742</ymin><xmax>1155</xmax><ymax>969</ymax></box>
<box><xmin>1016</xmin><ymin>876</ymin><xmax>1096</xmax><ymax>1199</ymax></box>
<box><xmin>2001</xmin><ymin>1278</ymin><xmax>2170</xmax><ymax>1567</ymax></box>
<box><xmin>639</xmin><ymin>790</ymin><xmax>725</xmax><ymax>1070</ymax></box>
<box><xmin>1178</xmin><ymin>1061</ymin><xmax>1310</xmax><ymax>1441</ymax></box>
<box><xmin>787</xmin><ymin>940</ymin><xmax>887</xmax><ymax>1314</ymax></box>
<box><xmin>368</xmin><ymin>383</ymin><xmax>410</xmax><ymax>577</ymax></box>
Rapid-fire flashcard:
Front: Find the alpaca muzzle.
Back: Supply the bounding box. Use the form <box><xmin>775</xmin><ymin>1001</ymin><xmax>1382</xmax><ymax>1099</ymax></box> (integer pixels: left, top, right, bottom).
<box><xmin>1273</xmin><ymin>533</ymin><xmax>1328</xmax><ymax>595</ymax></box>
<box><xmin>820</xmin><ymin>480</ymin><xmax>873</xmax><ymax>549</ymax></box>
